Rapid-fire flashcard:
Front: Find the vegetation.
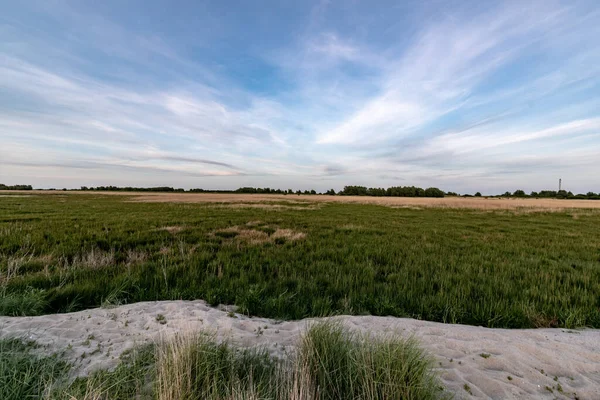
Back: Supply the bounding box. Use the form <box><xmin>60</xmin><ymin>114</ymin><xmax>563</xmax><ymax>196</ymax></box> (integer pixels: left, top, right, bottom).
<box><xmin>1</xmin><ymin>193</ymin><xmax>600</xmax><ymax>328</ymax></box>
<box><xmin>296</xmin><ymin>322</ymin><xmax>442</xmax><ymax>399</ymax></box>
<box><xmin>527</xmin><ymin>190</ymin><xmax>600</xmax><ymax>200</ymax></box>
<box><xmin>0</xmin><ymin>184</ymin><xmax>32</xmax><ymax>190</ymax></box>
<box><xmin>339</xmin><ymin>185</ymin><xmax>445</xmax><ymax>197</ymax></box>
<box><xmin>4</xmin><ymin>183</ymin><xmax>599</xmax><ymax>199</ymax></box>
<box><xmin>0</xmin><ymin>323</ymin><xmax>444</xmax><ymax>399</ymax></box>
<box><xmin>0</xmin><ymin>339</ymin><xmax>70</xmax><ymax>399</ymax></box>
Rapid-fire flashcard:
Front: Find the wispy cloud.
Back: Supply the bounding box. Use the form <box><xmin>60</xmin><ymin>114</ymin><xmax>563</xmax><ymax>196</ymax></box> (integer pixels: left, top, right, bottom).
<box><xmin>1</xmin><ymin>0</ymin><xmax>599</xmax><ymax>193</ymax></box>
<box><xmin>316</xmin><ymin>3</ymin><xmax>571</xmax><ymax>145</ymax></box>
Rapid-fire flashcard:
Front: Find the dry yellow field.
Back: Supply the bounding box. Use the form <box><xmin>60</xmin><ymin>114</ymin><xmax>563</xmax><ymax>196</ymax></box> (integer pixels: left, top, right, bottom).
<box><xmin>4</xmin><ymin>190</ymin><xmax>600</xmax><ymax>210</ymax></box>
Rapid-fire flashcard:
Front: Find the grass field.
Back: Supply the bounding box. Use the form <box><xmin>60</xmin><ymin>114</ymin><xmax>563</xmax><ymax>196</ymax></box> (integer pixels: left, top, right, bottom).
<box><xmin>1</xmin><ymin>192</ymin><xmax>599</xmax><ymax>328</ymax></box>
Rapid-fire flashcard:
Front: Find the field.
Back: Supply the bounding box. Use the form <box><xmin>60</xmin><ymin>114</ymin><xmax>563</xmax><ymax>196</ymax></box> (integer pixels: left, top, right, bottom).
<box><xmin>1</xmin><ymin>191</ymin><xmax>600</xmax><ymax>328</ymax></box>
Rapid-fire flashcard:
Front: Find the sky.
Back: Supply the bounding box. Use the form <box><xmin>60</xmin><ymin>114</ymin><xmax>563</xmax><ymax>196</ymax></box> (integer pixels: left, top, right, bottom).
<box><xmin>1</xmin><ymin>0</ymin><xmax>599</xmax><ymax>194</ymax></box>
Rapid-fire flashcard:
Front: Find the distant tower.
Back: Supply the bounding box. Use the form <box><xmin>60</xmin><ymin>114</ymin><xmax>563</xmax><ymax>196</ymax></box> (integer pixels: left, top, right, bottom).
<box><xmin>559</xmin><ymin>178</ymin><xmax>562</xmax><ymax>192</ymax></box>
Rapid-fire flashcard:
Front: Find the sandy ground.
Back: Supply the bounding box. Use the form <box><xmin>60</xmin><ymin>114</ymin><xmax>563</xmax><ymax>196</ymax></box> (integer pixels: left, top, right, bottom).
<box><xmin>0</xmin><ymin>301</ymin><xmax>598</xmax><ymax>399</ymax></box>
<box><xmin>3</xmin><ymin>190</ymin><xmax>600</xmax><ymax>210</ymax></box>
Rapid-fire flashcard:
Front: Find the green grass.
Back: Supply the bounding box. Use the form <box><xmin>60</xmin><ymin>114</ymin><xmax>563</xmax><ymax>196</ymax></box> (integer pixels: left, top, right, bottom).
<box><xmin>1</xmin><ymin>193</ymin><xmax>600</xmax><ymax>328</ymax></box>
<box><xmin>155</xmin><ymin>332</ymin><xmax>278</xmax><ymax>399</ymax></box>
<box><xmin>297</xmin><ymin>322</ymin><xmax>442</xmax><ymax>399</ymax></box>
<box><xmin>0</xmin><ymin>339</ymin><xmax>70</xmax><ymax>399</ymax></box>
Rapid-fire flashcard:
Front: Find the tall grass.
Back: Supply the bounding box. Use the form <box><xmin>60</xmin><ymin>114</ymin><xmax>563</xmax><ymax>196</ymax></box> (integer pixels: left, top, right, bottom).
<box><xmin>1</xmin><ymin>194</ymin><xmax>600</xmax><ymax>328</ymax></box>
<box><xmin>153</xmin><ymin>323</ymin><xmax>444</xmax><ymax>400</ymax></box>
<box><xmin>294</xmin><ymin>322</ymin><xmax>441</xmax><ymax>400</ymax></box>
<box><xmin>0</xmin><ymin>323</ymin><xmax>444</xmax><ymax>399</ymax></box>
<box><xmin>0</xmin><ymin>339</ymin><xmax>70</xmax><ymax>399</ymax></box>
<box><xmin>155</xmin><ymin>332</ymin><xmax>277</xmax><ymax>400</ymax></box>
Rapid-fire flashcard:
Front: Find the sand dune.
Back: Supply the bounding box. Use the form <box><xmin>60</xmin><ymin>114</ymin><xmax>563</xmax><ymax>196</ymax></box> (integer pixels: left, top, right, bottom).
<box><xmin>1</xmin><ymin>300</ymin><xmax>598</xmax><ymax>399</ymax></box>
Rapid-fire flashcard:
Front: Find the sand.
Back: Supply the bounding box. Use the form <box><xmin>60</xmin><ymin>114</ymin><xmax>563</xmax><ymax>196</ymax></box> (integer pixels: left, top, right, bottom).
<box><xmin>3</xmin><ymin>190</ymin><xmax>600</xmax><ymax>210</ymax></box>
<box><xmin>0</xmin><ymin>300</ymin><xmax>598</xmax><ymax>399</ymax></box>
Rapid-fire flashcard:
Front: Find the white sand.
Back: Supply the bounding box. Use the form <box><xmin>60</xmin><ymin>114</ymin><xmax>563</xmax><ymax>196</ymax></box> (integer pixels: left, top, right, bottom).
<box><xmin>1</xmin><ymin>300</ymin><xmax>598</xmax><ymax>399</ymax></box>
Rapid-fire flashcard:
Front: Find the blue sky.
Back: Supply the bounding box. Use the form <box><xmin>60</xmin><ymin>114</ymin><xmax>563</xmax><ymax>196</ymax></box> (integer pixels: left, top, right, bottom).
<box><xmin>1</xmin><ymin>0</ymin><xmax>599</xmax><ymax>194</ymax></box>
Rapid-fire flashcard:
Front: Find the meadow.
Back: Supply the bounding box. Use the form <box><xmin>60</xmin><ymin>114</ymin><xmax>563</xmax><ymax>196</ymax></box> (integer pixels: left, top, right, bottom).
<box><xmin>1</xmin><ymin>192</ymin><xmax>599</xmax><ymax>328</ymax></box>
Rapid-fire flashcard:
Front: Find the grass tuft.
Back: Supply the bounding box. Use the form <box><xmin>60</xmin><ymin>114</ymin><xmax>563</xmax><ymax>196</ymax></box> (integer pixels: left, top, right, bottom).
<box><xmin>0</xmin><ymin>339</ymin><xmax>70</xmax><ymax>400</ymax></box>
<box><xmin>293</xmin><ymin>322</ymin><xmax>443</xmax><ymax>400</ymax></box>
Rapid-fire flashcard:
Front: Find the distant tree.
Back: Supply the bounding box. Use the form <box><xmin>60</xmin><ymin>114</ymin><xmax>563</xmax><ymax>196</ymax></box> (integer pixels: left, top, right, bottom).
<box><xmin>538</xmin><ymin>190</ymin><xmax>557</xmax><ymax>198</ymax></box>
<box><xmin>424</xmin><ymin>187</ymin><xmax>444</xmax><ymax>198</ymax></box>
<box><xmin>366</xmin><ymin>187</ymin><xmax>386</xmax><ymax>196</ymax></box>
<box><xmin>340</xmin><ymin>186</ymin><xmax>368</xmax><ymax>196</ymax></box>
<box><xmin>502</xmin><ymin>191</ymin><xmax>511</xmax><ymax>197</ymax></box>
<box><xmin>474</xmin><ymin>192</ymin><xmax>482</xmax><ymax>197</ymax></box>
<box><xmin>513</xmin><ymin>190</ymin><xmax>526</xmax><ymax>197</ymax></box>
<box><xmin>530</xmin><ymin>191</ymin><xmax>538</xmax><ymax>197</ymax></box>
<box><xmin>325</xmin><ymin>189</ymin><xmax>336</xmax><ymax>195</ymax></box>
<box><xmin>310</xmin><ymin>189</ymin><xmax>316</xmax><ymax>195</ymax></box>
<box><xmin>0</xmin><ymin>184</ymin><xmax>33</xmax><ymax>190</ymax></box>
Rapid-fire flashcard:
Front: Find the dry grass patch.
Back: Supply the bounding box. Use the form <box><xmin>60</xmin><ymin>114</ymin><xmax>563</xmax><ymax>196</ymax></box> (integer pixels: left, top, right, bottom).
<box><xmin>159</xmin><ymin>246</ymin><xmax>172</xmax><ymax>255</ymax></box>
<box><xmin>214</xmin><ymin>226</ymin><xmax>305</xmax><ymax>245</ymax></box>
<box><xmin>272</xmin><ymin>229</ymin><xmax>306</xmax><ymax>241</ymax></box>
<box><xmin>120</xmin><ymin>192</ymin><xmax>600</xmax><ymax>211</ymax></box>
<box><xmin>159</xmin><ymin>226</ymin><xmax>185</xmax><ymax>234</ymax></box>
<box><xmin>125</xmin><ymin>250</ymin><xmax>148</xmax><ymax>266</ymax></box>
<box><xmin>0</xmin><ymin>254</ymin><xmax>32</xmax><ymax>285</ymax></box>
<box><xmin>58</xmin><ymin>248</ymin><xmax>115</xmax><ymax>270</ymax></box>
<box><xmin>210</xmin><ymin>203</ymin><xmax>320</xmax><ymax>211</ymax></box>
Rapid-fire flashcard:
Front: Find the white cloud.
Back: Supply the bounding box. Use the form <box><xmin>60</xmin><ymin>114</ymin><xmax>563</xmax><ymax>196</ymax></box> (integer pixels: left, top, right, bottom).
<box><xmin>315</xmin><ymin>3</ymin><xmax>567</xmax><ymax>145</ymax></box>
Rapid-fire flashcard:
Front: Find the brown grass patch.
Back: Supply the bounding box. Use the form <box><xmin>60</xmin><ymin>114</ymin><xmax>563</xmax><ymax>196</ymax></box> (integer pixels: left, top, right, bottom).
<box><xmin>91</xmin><ymin>192</ymin><xmax>600</xmax><ymax>211</ymax></box>
<box><xmin>10</xmin><ymin>190</ymin><xmax>600</xmax><ymax>211</ymax></box>
<box><xmin>69</xmin><ymin>248</ymin><xmax>115</xmax><ymax>270</ymax></box>
<box><xmin>272</xmin><ymin>228</ymin><xmax>306</xmax><ymax>241</ymax></box>
<box><xmin>159</xmin><ymin>226</ymin><xmax>185</xmax><ymax>234</ymax></box>
<box><xmin>214</xmin><ymin>226</ymin><xmax>305</xmax><ymax>245</ymax></box>
<box><xmin>126</xmin><ymin>249</ymin><xmax>148</xmax><ymax>265</ymax></box>
<box><xmin>208</xmin><ymin>203</ymin><xmax>320</xmax><ymax>211</ymax></box>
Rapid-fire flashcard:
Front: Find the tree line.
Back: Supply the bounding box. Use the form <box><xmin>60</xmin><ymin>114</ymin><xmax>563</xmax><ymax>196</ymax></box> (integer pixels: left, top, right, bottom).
<box><xmin>337</xmin><ymin>185</ymin><xmax>445</xmax><ymax>197</ymax></box>
<box><xmin>2</xmin><ymin>184</ymin><xmax>599</xmax><ymax>199</ymax></box>
<box><xmin>493</xmin><ymin>189</ymin><xmax>600</xmax><ymax>200</ymax></box>
<box><xmin>0</xmin><ymin>184</ymin><xmax>33</xmax><ymax>190</ymax></box>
